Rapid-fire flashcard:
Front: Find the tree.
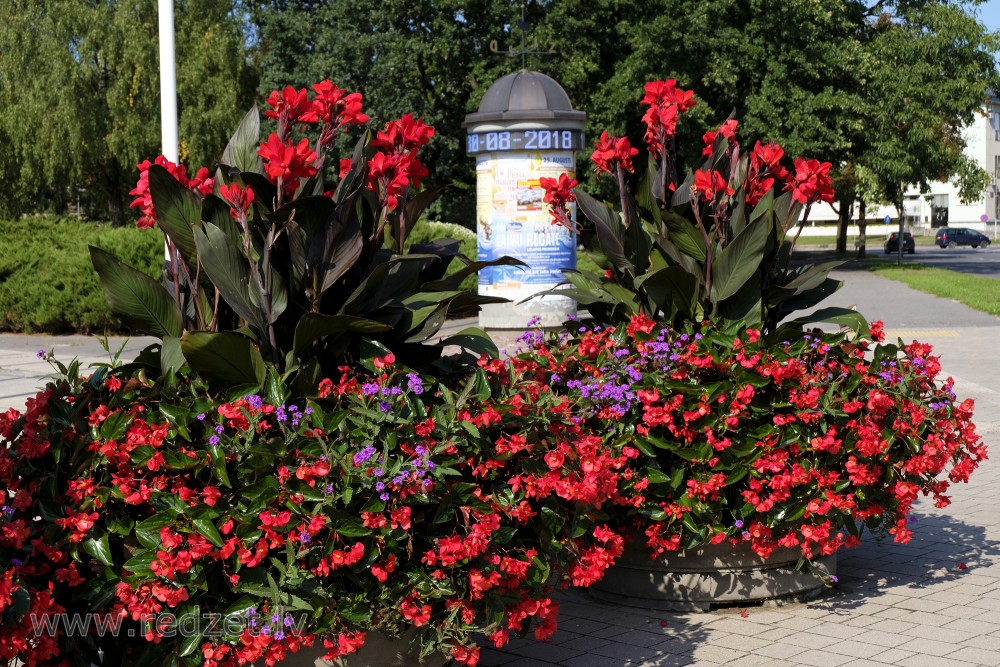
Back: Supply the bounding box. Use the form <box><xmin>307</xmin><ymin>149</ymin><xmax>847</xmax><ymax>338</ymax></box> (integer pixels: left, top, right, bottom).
<box><xmin>853</xmin><ymin>2</ymin><xmax>1000</xmax><ymax>239</ymax></box>
<box><xmin>0</xmin><ymin>0</ymin><xmax>257</xmax><ymax>225</ymax></box>
<box><xmin>246</xmin><ymin>0</ymin><xmax>517</xmax><ymax>226</ymax></box>
<box><xmin>246</xmin><ymin>0</ymin><xmax>998</xmax><ymax>237</ymax></box>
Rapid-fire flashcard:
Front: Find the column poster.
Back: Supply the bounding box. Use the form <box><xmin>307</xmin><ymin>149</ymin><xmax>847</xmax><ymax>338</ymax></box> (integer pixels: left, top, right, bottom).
<box><xmin>475</xmin><ymin>151</ymin><xmax>577</xmax><ymax>311</ymax></box>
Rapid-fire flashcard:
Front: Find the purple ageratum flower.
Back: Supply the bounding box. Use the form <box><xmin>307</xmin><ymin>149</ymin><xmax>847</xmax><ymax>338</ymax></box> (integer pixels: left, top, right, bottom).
<box><xmin>197</xmin><ymin>413</ymin><xmax>206</xmax><ymax>421</ymax></box>
<box><xmin>276</xmin><ymin>405</ymin><xmax>288</xmax><ymax>422</ymax></box>
<box><xmin>325</xmin><ymin>484</ymin><xmax>334</xmax><ymax>495</ymax></box>
<box><xmin>406</xmin><ymin>373</ymin><xmax>425</xmax><ymax>395</ymax></box>
<box><xmin>831</xmin><ymin>575</ymin><xmax>839</xmax><ymax>583</ymax></box>
<box><xmin>734</xmin><ymin>520</ymin><xmax>744</xmax><ymax>529</ymax></box>
<box><xmin>300</xmin><ymin>531</ymin><xmax>311</xmax><ymax>544</ymax></box>
<box><xmin>375</xmin><ymin>481</ymin><xmax>386</xmax><ymax>492</ymax></box>
<box><xmin>209</xmin><ymin>435</ymin><xmax>220</xmax><ymax>446</ymax></box>
<box><xmin>10</xmin><ymin>558</ymin><xmax>22</xmax><ymax>568</ymax></box>
<box><xmin>283</xmin><ymin>615</ymin><xmax>294</xmax><ymax>628</ymax></box>
<box><xmin>374</xmin><ymin>468</ymin><xmax>384</xmax><ymax>477</ymax></box>
<box><xmin>353</xmin><ymin>445</ymin><xmax>377</xmax><ymax>466</ymax></box>
<box><xmin>380</xmin><ymin>492</ymin><xmax>390</xmax><ymax>501</ymax></box>
<box><xmin>246</xmin><ymin>394</ymin><xmax>264</xmax><ymax>410</ymax></box>
<box><xmin>274</xmin><ymin>630</ymin><xmax>286</xmax><ymax>641</ymax></box>
<box><xmin>379</xmin><ymin>401</ymin><xmax>391</xmax><ymax>412</ymax></box>
<box><xmin>550</xmin><ymin>373</ymin><xmax>561</xmax><ymax>384</ymax></box>
<box><xmin>261</xmin><ymin>626</ymin><xmax>272</xmax><ymax>636</ymax></box>
<box><xmin>362</xmin><ymin>382</ymin><xmax>380</xmax><ymax>396</ymax></box>
<box><xmin>305</xmin><ymin>407</ymin><xmax>314</xmax><ymax>415</ymax></box>
<box><xmin>289</xmin><ymin>405</ymin><xmax>300</xmax><ymax>413</ymax></box>
<box><xmin>215</xmin><ymin>425</ymin><xmax>225</xmax><ymax>434</ymax></box>
<box><xmin>526</xmin><ymin>316</ymin><xmax>542</xmax><ymax>328</ymax></box>
<box><xmin>36</xmin><ymin>349</ymin><xmax>47</xmax><ymax>359</ymax></box>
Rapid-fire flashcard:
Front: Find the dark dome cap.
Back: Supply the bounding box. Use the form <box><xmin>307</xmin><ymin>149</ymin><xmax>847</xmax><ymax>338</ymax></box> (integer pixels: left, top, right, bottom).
<box><xmin>464</xmin><ymin>70</ymin><xmax>586</xmax><ymax>125</ymax></box>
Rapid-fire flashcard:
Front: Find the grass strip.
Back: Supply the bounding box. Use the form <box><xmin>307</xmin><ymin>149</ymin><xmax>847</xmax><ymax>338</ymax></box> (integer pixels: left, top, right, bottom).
<box><xmin>866</xmin><ymin>262</ymin><xmax>1000</xmax><ymax>317</ymax></box>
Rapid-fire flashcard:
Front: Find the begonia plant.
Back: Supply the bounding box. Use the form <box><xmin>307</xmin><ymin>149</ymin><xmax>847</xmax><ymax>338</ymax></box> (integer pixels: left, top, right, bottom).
<box><xmin>509</xmin><ymin>316</ymin><xmax>986</xmax><ymax>563</ymax></box>
<box><xmin>0</xmin><ymin>348</ymin><xmax>636</xmax><ymax>667</ymax></box>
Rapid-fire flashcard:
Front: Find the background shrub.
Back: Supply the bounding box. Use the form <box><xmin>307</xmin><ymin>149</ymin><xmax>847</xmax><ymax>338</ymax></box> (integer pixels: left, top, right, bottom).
<box><xmin>0</xmin><ymin>217</ymin><xmax>161</xmax><ymax>332</ymax></box>
<box><xmin>0</xmin><ymin>216</ymin><xmax>604</xmax><ymax>333</ymax></box>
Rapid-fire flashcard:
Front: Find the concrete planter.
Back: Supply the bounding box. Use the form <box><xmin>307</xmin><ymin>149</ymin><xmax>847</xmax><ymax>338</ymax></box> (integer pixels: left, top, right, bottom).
<box><xmin>271</xmin><ymin>631</ymin><xmax>447</xmax><ymax>667</ymax></box>
<box><xmin>589</xmin><ymin>538</ymin><xmax>836</xmax><ymax>611</ymax></box>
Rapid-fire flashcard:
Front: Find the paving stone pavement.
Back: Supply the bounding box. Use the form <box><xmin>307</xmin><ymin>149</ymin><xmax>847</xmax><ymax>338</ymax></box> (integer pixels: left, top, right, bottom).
<box><xmin>2</xmin><ymin>268</ymin><xmax>1000</xmax><ymax>666</ymax></box>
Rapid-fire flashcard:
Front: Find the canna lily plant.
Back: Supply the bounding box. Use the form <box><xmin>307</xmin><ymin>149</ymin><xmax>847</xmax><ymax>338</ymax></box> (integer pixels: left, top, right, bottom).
<box><xmin>541</xmin><ymin>80</ymin><xmax>860</xmax><ymax>338</ymax></box>
<box><xmin>92</xmin><ymin>82</ymin><xmax>520</xmax><ymax>394</ymax></box>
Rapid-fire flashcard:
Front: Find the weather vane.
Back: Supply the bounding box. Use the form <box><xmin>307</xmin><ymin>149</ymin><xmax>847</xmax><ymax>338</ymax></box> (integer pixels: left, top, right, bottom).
<box><xmin>489</xmin><ymin>1</ymin><xmax>557</xmax><ymax>68</ymax></box>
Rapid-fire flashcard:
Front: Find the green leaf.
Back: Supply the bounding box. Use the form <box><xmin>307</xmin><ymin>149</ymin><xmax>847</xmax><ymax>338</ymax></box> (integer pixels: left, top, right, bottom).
<box><xmin>192</xmin><ymin>223</ymin><xmax>262</xmax><ymax>331</ymax></box>
<box><xmin>710</xmin><ymin>215</ymin><xmax>771</xmax><ymax>303</ymax></box>
<box><xmin>123</xmin><ymin>551</ymin><xmax>157</xmax><ymax>576</ymax></box>
<box><xmin>161</xmin><ymin>335</ymin><xmax>186</xmax><ymax>376</ymax></box>
<box><xmin>421</xmin><ymin>256</ymin><xmax>527</xmax><ymax>292</ymax></box>
<box><xmin>188</xmin><ymin>508</ymin><xmax>225</xmax><ymax>548</ymax></box>
<box><xmin>222</xmin><ymin>105</ymin><xmax>263</xmax><ymax>175</ymax></box>
<box><xmin>136</xmin><ymin>513</ymin><xmax>178</xmax><ymax>549</ymax></box>
<box><xmin>148</xmin><ymin>164</ymin><xmax>201</xmax><ymax>266</ymax></box>
<box><xmin>307</xmin><ymin>208</ymin><xmax>364</xmax><ymax>298</ymax></box>
<box><xmin>662</xmin><ymin>212</ymin><xmax>707</xmax><ymax>263</ymax></box>
<box><xmin>159</xmin><ymin>403</ymin><xmax>191</xmax><ymax>441</ymax></box>
<box><xmin>90</xmin><ymin>246</ymin><xmax>183</xmax><ymax>338</ymax></box>
<box><xmin>83</xmin><ymin>533</ymin><xmax>113</xmax><ymax>567</ymax></box>
<box><xmin>438</xmin><ymin>327</ymin><xmax>499</xmax><ymax>357</ymax></box>
<box><xmin>181</xmin><ymin>331</ymin><xmax>265</xmax><ymax>390</ymax></box>
<box><xmin>577</xmin><ymin>190</ymin><xmax>634</xmax><ymax>276</ymax></box>
<box><xmin>784</xmin><ymin>307</ymin><xmax>871</xmax><ymax>339</ymax></box>
<box><xmin>292</xmin><ymin>314</ymin><xmax>392</xmax><ymax>354</ymax></box>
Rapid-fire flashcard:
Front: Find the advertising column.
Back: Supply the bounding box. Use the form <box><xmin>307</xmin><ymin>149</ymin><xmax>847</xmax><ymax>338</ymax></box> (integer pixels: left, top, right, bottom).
<box><xmin>475</xmin><ymin>149</ymin><xmax>577</xmax><ymax>326</ymax></box>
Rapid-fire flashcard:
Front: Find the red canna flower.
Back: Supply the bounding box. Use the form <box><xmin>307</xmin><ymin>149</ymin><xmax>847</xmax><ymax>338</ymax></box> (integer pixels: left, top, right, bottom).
<box><xmin>218</xmin><ymin>182</ymin><xmax>255</xmax><ymax>222</ymax></box>
<box><xmin>371</xmin><ymin>113</ymin><xmax>435</xmax><ymax>155</ymax></box>
<box><xmin>303</xmin><ymin>81</ymin><xmax>369</xmax><ymax>127</ymax></box>
<box><xmin>702</xmin><ymin>119</ymin><xmax>739</xmax><ymax>156</ymax></box>
<box><xmin>264</xmin><ymin>86</ymin><xmax>314</xmax><ymax>139</ymax></box>
<box><xmin>129</xmin><ymin>156</ymin><xmax>214</xmax><ymax>228</ymax></box>
<box><xmin>591</xmin><ymin>130</ymin><xmax>639</xmax><ymax>177</ymax></box>
<box><xmin>539</xmin><ymin>173</ymin><xmax>578</xmax><ymax>232</ymax></box>
<box><xmin>691</xmin><ymin>169</ymin><xmax>735</xmax><ymax>202</ymax></box>
<box><xmin>257</xmin><ymin>134</ymin><xmax>319</xmax><ymax>198</ymax></box>
<box><xmin>785</xmin><ymin>157</ymin><xmax>835</xmax><ymax>205</ymax></box>
<box><xmin>640</xmin><ymin>79</ymin><xmax>696</xmax><ymax>159</ymax></box>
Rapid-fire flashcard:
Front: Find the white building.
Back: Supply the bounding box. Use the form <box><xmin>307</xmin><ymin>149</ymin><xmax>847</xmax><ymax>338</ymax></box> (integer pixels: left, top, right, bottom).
<box><xmin>807</xmin><ymin>91</ymin><xmax>1000</xmax><ymax>238</ymax></box>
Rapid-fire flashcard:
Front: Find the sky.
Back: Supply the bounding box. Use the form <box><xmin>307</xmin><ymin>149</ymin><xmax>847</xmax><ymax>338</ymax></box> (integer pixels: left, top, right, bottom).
<box><xmin>982</xmin><ymin>0</ymin><xmax>1000</xmax><ymax>36</ymax></box>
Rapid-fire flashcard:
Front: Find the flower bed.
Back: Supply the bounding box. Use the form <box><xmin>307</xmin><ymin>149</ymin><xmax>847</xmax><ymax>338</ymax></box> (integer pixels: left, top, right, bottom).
<box><xmin>0</xmin><ymin>75</ymin><xmax>989</xmax><ymax>667</ymax></box>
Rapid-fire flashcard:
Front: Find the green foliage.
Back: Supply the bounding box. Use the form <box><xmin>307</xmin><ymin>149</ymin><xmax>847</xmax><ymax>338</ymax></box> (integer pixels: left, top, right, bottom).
<box><xmin>555</xmin><ymin>119</ymin><xmax>858</xmax><ymax>336</ymax></box>
<box><xmin>0</xmin><ymin>0</ymin><xmax>257</xmax><ymax>224</ymax></box>
<box><xmin>0</xmin><ymin>351</ymin><xmax>633</xmax><ymax>664</ymax></box>
<box><xmin>246</xmin><ymin>0</ymin><xmax>998</xmax><ymax>238</ymax></box>
<box><xmin>92</xmin><ymin>99</ymin><xmax>520</xmax><ymax>391</ymax></box>
<box><xmin>0</xmin><ymin>218</ymin><xmax>161</xmax><ymax>332</ymax></box>
<box><xmin>509</xmin><ymin>318</ymin><xmax>985</xmax><ymax>555</ymax></box>
<box><xmin>404</xmin><ymin>221</ymin><xmax>478</xmax><ymax>291</ymax></box>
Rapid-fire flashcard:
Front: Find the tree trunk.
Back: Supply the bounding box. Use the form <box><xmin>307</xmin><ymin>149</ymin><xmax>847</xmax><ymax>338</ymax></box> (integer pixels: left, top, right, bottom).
<box><xmin>857</xmin><ymin>200</ymin><xmax>867</xmax><ymax>258</ymax></box>
<box><xmin>104</xmin><ymin>160</ymin><xmax>127</xmax><ymax>227</ymax></box>
<box><xmin>835</xmin><ymin>195</ymin><xmax>851</xmax><ymax>254</ymax></box>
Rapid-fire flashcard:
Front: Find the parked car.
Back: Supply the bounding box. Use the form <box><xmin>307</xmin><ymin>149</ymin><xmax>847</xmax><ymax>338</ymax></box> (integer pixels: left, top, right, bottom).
<box><xmin>935</xmin><ymin>227</ymin><xmax>991</xmax><ymax>248</ymax></box>
<box><xmin>884</xmin><ymin>231</ymin><xmax>915</xmax><ymax>254</ymax></box>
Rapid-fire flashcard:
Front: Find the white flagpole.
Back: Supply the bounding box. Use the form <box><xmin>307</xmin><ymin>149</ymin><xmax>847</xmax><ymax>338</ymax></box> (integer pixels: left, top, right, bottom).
<box><xmin>158</xmin><ymin>0</ymin><xmax>178</xmax><ymax>163</ymax></box>
<box><xmin>157</xmin><ymin>0</ymin><xmax>177</xmax><ymax>261</ymax></box>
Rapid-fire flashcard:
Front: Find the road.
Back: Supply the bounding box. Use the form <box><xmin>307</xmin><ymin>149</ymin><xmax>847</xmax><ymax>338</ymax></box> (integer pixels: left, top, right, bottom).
<box><xmin>865</xmin><ymin>243</ymin><xmax>1000</xmax><ymax>278</ymax></box>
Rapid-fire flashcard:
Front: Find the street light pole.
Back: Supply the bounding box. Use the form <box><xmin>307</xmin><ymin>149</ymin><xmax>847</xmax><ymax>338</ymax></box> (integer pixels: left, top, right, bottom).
<box><xmin>157</xmin><ymin>0</ymin><xmax>178</xmax><ymax>164</ymax></box>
